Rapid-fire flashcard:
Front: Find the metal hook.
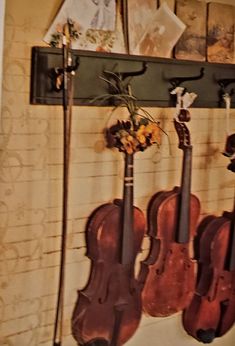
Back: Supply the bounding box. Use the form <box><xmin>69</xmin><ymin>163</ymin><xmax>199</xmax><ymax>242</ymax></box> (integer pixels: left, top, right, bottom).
<box><xmin>227</xmin><ymin>88</ymin><xmax>234</xmax><ymax>98</ymax></box>
<box><xmin>103</xmin><ymin>61</ymin><xmax>148</xmax><ymax>94</ymax></box>
<box><xmin>51</xmin><ymin>56</ymin><xmax>80</xmax><ymax>91</ymax></box>
<box><xmin>104</xmin><ymin>61</ymin><xmax>147</xmax><ymax>82</ymax></box>
<box><xmin>168</xmin><ymin>67</ymin><xmax>205</xmax><ymax>88</ymax></box>
<box><xmin>217</xmin><ymin>77</ymin><xmax>235</xmax><ymax>99</ymax></box>
<box><xmin>218</xmin><ymin>77</ymin><xmax>235</xmax><ymax>90</ymax></box>
<box><xmin>117</xmin><ymin>61</ymin><xmax>148</xmax><ymax>81</ymax></box>
<box><xmin>54</xmin><ymin>56</ymin><xmax>80</xmax><ymax>76</ymax></box>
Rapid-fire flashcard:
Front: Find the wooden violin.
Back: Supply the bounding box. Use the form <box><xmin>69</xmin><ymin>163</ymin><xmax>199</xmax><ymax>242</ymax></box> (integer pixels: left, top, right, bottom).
<box><xmin>183</xmin><ymin>134</ymin><xmax>235</xmax><ymax>343</ymax></box>
<box><xmin>139</xmin><ymin>119</ymin><xmax>200</xmax><ymax>316</ymax></box>
<box><xmin>71</xmin><ymin>153</ymin><xmax>146</xmax><ymax>345</ymax></box>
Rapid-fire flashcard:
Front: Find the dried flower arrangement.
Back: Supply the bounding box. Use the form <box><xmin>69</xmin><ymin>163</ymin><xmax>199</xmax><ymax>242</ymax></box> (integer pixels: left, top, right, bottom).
<box><xmin>93</xmin><ymin>71</ymin><xmax>163</xmax><ymax>154</ymax></box>
<box><xmin>105</xmin><ymin>117</ymin><xmax>161</xmax><ymax>155</ymax></box>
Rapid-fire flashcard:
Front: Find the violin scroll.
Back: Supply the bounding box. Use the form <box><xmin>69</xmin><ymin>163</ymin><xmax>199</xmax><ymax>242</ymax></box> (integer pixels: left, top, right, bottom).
<box><xmin>223</xmin><ymin>133</ymin><xmax>235</xmax><ymax>172</ymax></box>
<box><xmin>174</xmin><ymin>119</ymin><xmax>191</xmax><ymax>150</ymax></box>
<box><xmin>223</xmin><ymin>133</ymin><xmax>235</xmax><ymax>157</ymax></box>
<box><xmin>178</xmin><ymin>108</ymin><xmax>191</xmax><ymax>122</ymax></box>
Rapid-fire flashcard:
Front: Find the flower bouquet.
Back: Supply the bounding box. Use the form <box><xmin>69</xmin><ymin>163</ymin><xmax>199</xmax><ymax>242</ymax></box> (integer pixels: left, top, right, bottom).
<box><xmin>93</xmin><ymin>70</ymin><xmax>163</xmax><ymax>154</ymax></box>
<box><xmin>105</xmin><ymin>118</ymin><xmax>161</xmax><ymax>155</ymax></box>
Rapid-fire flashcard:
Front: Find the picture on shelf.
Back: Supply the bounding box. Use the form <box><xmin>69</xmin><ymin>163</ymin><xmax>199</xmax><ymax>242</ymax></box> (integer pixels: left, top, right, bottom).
<box><xmin>132</xmin><ymin>2</ymin><xmax>186</xmax><ymax>58</ymax></box>
<box><xmin>207</xmin><ymin>2</ymin><xmax>234</xmax><ymax>63</ymax></box>
<box><xmin>159</xmin><ymin>0</ymin><xmax>175</xmax><ymax>12</ymax></box>
<box><xmin>43</xmin><ymin>0</ymin><xmax>126</xmax><ymax>53</ymax></box>
<box><xmin>127</xmin><ymin>0</ymin><xmax>157</xmax><ymax>54</ymax></box>
<box><xmin>175</xmin><ymin>0</ymin><xmax>207</xmax><ymax>61</ymax></box>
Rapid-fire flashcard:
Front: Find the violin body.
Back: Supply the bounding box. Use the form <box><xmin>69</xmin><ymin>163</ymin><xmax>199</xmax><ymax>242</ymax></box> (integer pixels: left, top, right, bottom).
<box><xmin>183</xmin><ymin>212</ymin><xmax>235</xmax><ymax>343</ymax></box>
<box><xmin>139</xmin><ymin>187</ymin><xmax>200</xmax><ymax>316</ymax></box>
<box><xmin>72</xmin><ymin>199</ymin><xmax>145</xmax><ymax>345</ymax></box>
<box><xmin>139</xmin><ymin>120</ymin><xmax>200</xmax><ymax>317</ymax></box>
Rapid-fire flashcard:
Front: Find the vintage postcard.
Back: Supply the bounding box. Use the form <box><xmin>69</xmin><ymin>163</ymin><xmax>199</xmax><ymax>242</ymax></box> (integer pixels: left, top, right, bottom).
<box><xmin>159</xmin><ymin>0</ymin><xmax>175</xmax><ymax>12</ymax></box>
<box><xmin>133</xmin><ymin>2</ymin><xmax>186</xmax><ymax>58</ymax></box>
<box><xmin>175</xmin><ymin>0</ymin><xmax>207</xmax><ymax>61</ymax></box>
<box><xmin>127</xmin><ymin>0</ymin><xmax>157</xmax><ymax>54</ymax></box>
<box><xmin>207</xmin><ymin>2</ymin><xmax>234</xmax><ymax>63</ymax></box>
<box><xmin>43</xmin><ymin>0</ymin><xmax>126</xmax><ymax>53</ymax></box>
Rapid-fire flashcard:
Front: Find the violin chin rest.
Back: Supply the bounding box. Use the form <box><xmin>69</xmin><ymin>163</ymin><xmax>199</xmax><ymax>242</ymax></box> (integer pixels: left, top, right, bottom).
<box><xmin>83</xmin><ymin>338</ymin><xmax>109</xmax><ymax>346</ymax></box>
<box><xmin>196</xmin><ymin>328</ymin><xmax>216</xmax><ymax>343</ymax></box>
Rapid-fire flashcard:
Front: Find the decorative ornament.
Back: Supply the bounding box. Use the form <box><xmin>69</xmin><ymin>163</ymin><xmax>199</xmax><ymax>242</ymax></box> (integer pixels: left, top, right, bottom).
<box><xmin>171</xmin><ymin>87</ymin><xmax>197</xmax><ymax>122</ymax></box>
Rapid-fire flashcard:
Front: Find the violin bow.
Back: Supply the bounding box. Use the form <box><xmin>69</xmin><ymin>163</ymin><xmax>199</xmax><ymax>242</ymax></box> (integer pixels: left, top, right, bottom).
<box><xmin>52</xmin><ymin>19</ymin><xmax>75</xmax><ymax>346</ymax></box>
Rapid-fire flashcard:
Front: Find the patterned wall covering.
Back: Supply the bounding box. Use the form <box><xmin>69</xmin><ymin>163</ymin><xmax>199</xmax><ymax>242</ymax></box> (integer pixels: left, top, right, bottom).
<box><xmin>0</xmin><ymin>1</ymin><xmax>235</xmax><ymax>345</ymax></box>
<box><xmin>0</xmin><ymin>0</ymin><xmax>6</xmax><ymax>111</ymax></box>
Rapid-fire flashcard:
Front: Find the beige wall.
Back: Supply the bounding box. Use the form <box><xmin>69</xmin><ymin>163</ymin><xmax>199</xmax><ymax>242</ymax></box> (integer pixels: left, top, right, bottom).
<box><xmin>0</xmin><ymin>0</ymin><xmax>6</xmax><ymax>111</ymax></box>
<box><xmin>0</xmin><ymin>1</ymin><xmax>235</xmax><ymax>345</ymax></box>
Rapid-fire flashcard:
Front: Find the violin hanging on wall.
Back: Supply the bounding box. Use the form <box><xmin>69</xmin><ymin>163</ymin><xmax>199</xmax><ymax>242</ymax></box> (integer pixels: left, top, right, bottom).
<box><xmin>182</xmin><ymin>134</ymin><xmax>235</xmax><ymax>343</ymax></box>
<box><xmin>71</xmin><ymin>152</ymin><xmax>146</xmax><ymax>345</ymax></box>
<box><xmin>139</xmin><ymin>118</ymin><xmax>200</xmax><ymax>317</ymax></box>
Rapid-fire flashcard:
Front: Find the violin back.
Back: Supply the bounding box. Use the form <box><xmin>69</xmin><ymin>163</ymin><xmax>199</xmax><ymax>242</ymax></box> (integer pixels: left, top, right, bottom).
<box><xmin>72</xmin><ymin>201</ymin><xmax>146</xmax><ymax>345</ymax></box>
<box><xmin>139</xmin><ymin>188</ymin><xmax>200</xmax><ymax>316</ymax></box>
<box><xmin>183</xmin><ymin>214</ymin><xmax>235</xmax><ymax>342</ymax></box>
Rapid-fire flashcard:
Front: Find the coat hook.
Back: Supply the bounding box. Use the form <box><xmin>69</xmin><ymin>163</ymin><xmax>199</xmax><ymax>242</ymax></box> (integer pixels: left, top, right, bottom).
<box><xmin>168</xmin><ymin>67</ymin><xmax>205</xmax><ymax>88</ymax></box>
<box><xmin>104</xmin><ymin>61</ymin><xmax>147</xmax><ymax>81</ymax></box>
<box><xmin>103</xmin><ymin>61</ymin><xmax>148</xmax><ymax>93</ymax></box>
<box><xmin>50</xmin><ymin>56</ymin><xmax>80</xmax><ymax>92</ymax></box>
<box><xmin>217</xmin><ymin>77</ymin><xmax>235</xmax><ymax>100</ymax></box>
<box><xmin>217</xmin><ymin>77</ymin><xmax>235</xmax><ymax>90</ymax></box>
<box><xmin>117</xmin><ymin>61</ymin><xmax>148</xmax><ymax>81</ymax></box>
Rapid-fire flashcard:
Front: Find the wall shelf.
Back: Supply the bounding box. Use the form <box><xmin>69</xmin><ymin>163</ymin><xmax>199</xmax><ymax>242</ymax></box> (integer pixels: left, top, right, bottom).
<box><xmin>30</xmin><ymin>46</ymin><xmax>235</xmax><ymax>108</ymax></box>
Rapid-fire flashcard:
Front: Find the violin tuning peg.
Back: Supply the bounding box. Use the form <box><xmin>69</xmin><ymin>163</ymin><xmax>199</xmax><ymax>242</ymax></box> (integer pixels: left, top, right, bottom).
<box><xmin>227</xmin><ymin>159</ymin><xmax>235</xmax><ymax>172</ymax></box>
<box><xmin>178</xmin><ymin>108</ymin><xmax>191</xmax><ymax>122</ymax></box>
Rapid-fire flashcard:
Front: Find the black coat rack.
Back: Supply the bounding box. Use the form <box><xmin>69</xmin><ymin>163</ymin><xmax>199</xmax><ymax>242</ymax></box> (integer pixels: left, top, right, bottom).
<box><xmin>30</xmin><ymin>47</ymin><xmax>235</xmax><ymax>108</ymax></box>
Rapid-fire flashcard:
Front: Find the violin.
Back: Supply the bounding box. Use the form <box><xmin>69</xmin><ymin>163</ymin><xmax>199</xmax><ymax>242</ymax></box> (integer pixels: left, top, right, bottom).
<box><xmin>139</xmin><ymin>118</ymin><xmax>200</xmax><ymax>316</ymax></box>
<box><xmin>182</xmin><ymin>134</ymin><xmax>235</xmax><ymax>343</ymax></box>
<box><xmin>71</xmin><ymin>153</ymin><xmax>146</xmax><ymax>345</ymax></box>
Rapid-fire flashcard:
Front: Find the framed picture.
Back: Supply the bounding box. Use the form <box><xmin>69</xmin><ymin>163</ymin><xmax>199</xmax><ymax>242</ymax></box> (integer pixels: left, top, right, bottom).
<box><xmin>43</xmin><ymin>0</ymin><xmax>126</xmax><ymax>53</ymax></box>
<box><xmin>127</xmin><ymin>0</ymin><xmax>157</xmax><ymax>54</ymax></box>
<box><xmin>207</xmin><ymin>2</ymin><xmax>234</xmax><ymax>63</ymax></box>
<box><xmin>133</xmin><ymin>2</ymin><xmax>186</xmax><ymax>58</ymax></box>
<box><xmin>159</xmin><ymin>0</ymin><xmax>175</xmax><ymax>12</ymax></box>
<box><xmin>175</xmin><ymin>0</ymin><xmax>207</xmax><ymax>61</ymax></box>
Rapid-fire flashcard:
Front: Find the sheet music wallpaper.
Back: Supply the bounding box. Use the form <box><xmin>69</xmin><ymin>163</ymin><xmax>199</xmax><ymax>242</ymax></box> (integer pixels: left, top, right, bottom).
<box><xmin>0</xmin><ymin>1</ymin><xmax>235</xmax><ymax>345</ymax></box>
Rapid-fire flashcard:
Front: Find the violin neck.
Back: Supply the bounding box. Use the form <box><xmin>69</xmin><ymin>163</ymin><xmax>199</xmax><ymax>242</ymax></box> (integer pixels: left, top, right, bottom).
<box><xmin>226</xmin><ymin>201</ymin><xmax>235</xmax><ymax>271</ymax></box>
<box><xmin>177</xmin><ymin>146</ymin><xmax>192</xmax><ymax>243</ymax></box>
<box><xmin>228</xmin><ymin>220</ymin><xmax>235</xmax><ymax>271</ymax></box>
<box><xmin>120</xmin><ymin>153</ymin><xmax>134</xmax><ymax>267</ymax></box>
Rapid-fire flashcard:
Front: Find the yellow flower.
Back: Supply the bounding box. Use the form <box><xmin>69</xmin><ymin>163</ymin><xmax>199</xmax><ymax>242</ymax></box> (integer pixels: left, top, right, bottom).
<box><xmin>137</xmin><ymin>134</ymin><xmax>146</xmax><ymax>144</ymax></box>
<box><xmin>146</xmin><ymin>123</ymin><xmax>161</xmax><ymax>144</ymax></box>
<box><xmin>127</xmin><ymin>135</ymin><xmax>134</xmax><ymax>143</ymax></box>
<box><xmin>136</xmin><ymin>125</ymin><xmax>146</xmax><ymax>144</ymax></box>
<box><xmin>120</xmin><ymin>134</ymin><xmax>136</xmax><ymax>154</ymax></box>
<box><xmin>144</xmin><ymin>124</ymin><xmax>153</xmax><ymax>134</ymax></box>
<box><xmin>137</xmin><ymin>125</ymin><xmax>146</xmax><ymax>134</ymax></box>
<box><xmin>120</xmin><ymin>134</ymin><xmax>133</xmax><ymax>145</ymax></box>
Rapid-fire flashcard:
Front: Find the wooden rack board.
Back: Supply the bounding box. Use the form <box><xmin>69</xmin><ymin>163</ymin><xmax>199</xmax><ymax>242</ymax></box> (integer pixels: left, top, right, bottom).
<box><xmin>30</xmin><ymin>46</ymin><xmax>235</xmax><ymax>108</ymax></box>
